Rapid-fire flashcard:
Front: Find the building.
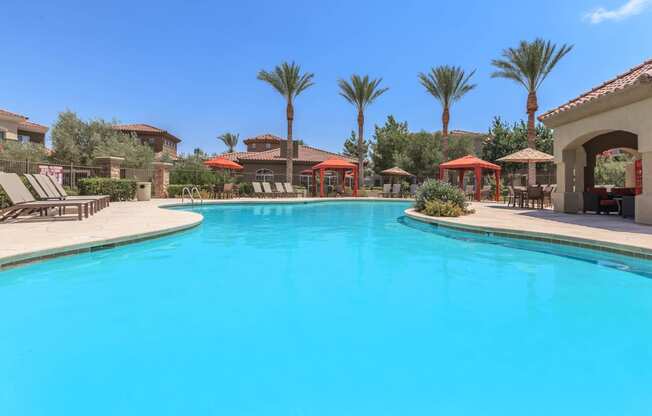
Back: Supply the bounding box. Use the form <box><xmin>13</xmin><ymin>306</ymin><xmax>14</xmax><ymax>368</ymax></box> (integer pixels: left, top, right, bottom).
<box><xmin>539</xmin><ymin>58</ymin><xmax>652</xmax><ymax>224</ymax></box>
<box><xmin>113</xmin><ymin>123</ymin><xmax>181</xmax><ymax>159</ymax></box>
<box><xmin>221</xmin><ymin>134</ymin><xmax>357</xmax><ymax>186</ymax></box>
<box><xmin>0</xmin><ymin>109</ymin><xmax>49</xmax><ymax>145</ymax></box>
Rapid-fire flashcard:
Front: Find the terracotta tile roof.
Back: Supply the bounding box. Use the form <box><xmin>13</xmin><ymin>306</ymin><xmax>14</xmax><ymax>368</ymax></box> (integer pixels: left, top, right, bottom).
<box><xmin>449</xmin><ymin>129</ymin><xmax>486</xmax><ymax>137</ymax></box>
<box><xmin>243</xmin><ymin>134</ymin><xmax>283</xmax><ymax>145</ymax></box>
<box><xmin>540</xmin><ymin>58</ymin><xmax>652</xmax><ymax>121</ymax></box>
<box><xmin>0</xmin><ymin>108</ymin><xmax>28</xmax><ymax>120</ymax></box>
<box><xmin>113</xmin><ymin>123</ymin><xmax>181</xmax><ymax>142</ymax></box>
<box><xmin>221</xmin><ymin>144</ymin><xmax>356</xmax><ymax>164</ymax></box>
<box><xmin>18</xmin><ymin>120</ymin><xmax>48</xmax><ymax>134</ymax></box>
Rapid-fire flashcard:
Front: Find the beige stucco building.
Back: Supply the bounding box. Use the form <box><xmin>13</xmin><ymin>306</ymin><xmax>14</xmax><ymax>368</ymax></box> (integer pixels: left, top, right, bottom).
<box><xmin>0</xmin><ymin>109</ymin><xmax>48</xmax><ymax>145</ymax></box>
<box><xmin>540</xmin><ymin>59</ymin><xmax>652</xmax><ymax>224</ymax></box>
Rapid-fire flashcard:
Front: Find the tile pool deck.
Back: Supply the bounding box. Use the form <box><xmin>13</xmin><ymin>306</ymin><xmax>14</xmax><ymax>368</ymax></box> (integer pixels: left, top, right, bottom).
<box><xmin>406</xmin><ymin>202</ymin><xmax>652</xmax><ymax>257</ymax></box>
<box><xmin>2</xmin><ymin>198</ymin><xmax>652</xmax><ymax>269</ymax></box>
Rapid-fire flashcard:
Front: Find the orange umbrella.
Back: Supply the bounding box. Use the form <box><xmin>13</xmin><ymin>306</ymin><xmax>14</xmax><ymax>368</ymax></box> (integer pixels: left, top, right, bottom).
<box><xmin>204</xmin><ymin>157</ymin><xmax>243</xmax><ymax>170</ymax></box>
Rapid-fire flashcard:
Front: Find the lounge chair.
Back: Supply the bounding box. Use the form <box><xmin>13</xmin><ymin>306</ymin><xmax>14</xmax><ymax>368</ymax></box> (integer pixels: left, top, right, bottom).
<box><xmin>0</xmin><ymin>173</ymin><xmax>90</xmax><ymax>221</ymax></box>
<box><xmin>262</xmin><ymin>182</ymin><xmax>277</xmax><ymax>198</ymax></box>
<box><xmin>251</xmin><ymin>182</ymin><xmax>265</xmax><ymax>198</ymax></box>
<box><xmin>29</xmin><ymin>174</ymin><xmax>109</xmax><ymax>213</ymax></box>
<box><xmin>274</xmin><ymin>182</ymin><xmax>289</xmax><ymax>197</ymax></box>
<box><xmin>283</xmin><ymin>182</ymin><xmax>301</xmax><ymax>198</ymax></box>
<box><xmin>381</xmin><ymin>184</ymin><xmax>392</xmax><ymax>198</ymax></box>
<box><xmin>391</xmin><ymin>183</ymin><xmax>402</xmax><ymax>198</ymax></box>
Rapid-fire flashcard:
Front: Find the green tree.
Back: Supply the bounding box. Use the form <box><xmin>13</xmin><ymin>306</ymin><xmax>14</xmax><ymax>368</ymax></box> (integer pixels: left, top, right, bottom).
<box><xmin>257</xmin><ymin>62</ymin><xmax>315</xmax><ymax>181</ymax></box>
<box><xmin>418</xmin><ymin>65</ymin><xmax>476</xmax><ymax>158</ymax></box>
<box><xmin>481</xmin><ymin>117</ymin><xmax>554</xmax><ymax>179</ymax></box>
<box><xmin>342</xmin><ymin>130</ymin><xmax>369</xmax><ymax>160</ymax></box>
<box><xmin>491</xmin><ymin>38</ymin><xmax>573</xmax><ymax>184</ymax></box>
<box><xmin>446</xmin><ymin>133</ymin><xmax>476</xmax><ymax>160</ymax></box>
<box><xmin>395</xmin><ymin>131</ymin><xmax>442</xmax><ymax>179</ymax></box>
<box><xmin>338</xmin><ymin>74</ymin><xmax>389</xmax><ymax>186</ymax></box>
<box><xmin>370</xmin><ymin>116</ymin><xmax>410</xmax><ymax>174</ymax></box>
<box><xmin>0</xmin><ymin>141</ymin><xmax>49</xmax><ymax>162</ymax></box>
<box><xmin>218</xmin><ymin>132</ymin><xmax>239</xmax><ymax>153</ymax></box>
<box><xmin>51</xmin><ymin>110</ymin><xmax>85</xmax><ymax>164</ymax></box>
<box><xmin>50</xmin><ymin>110</ymin><xmax>154</xmax><ymax>167</ymax></box>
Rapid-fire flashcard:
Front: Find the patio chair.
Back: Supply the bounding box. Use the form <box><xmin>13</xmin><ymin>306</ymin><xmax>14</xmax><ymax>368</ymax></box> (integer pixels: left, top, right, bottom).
<box><xmin>465</xmin><ymin>185</ymin><xmax>475</xmax><ymax>201</ymax></box>
<box><xmin>274</xmin><ymin>182</ymin><xmax>289</xmax><ymax>197</ymax></box>
<box><xmin>251</xmin><ymin>182</ymin><xmax>265</xmax><ymax>198</ymax></box>
<box><xmin>409</xmin><ymin>184</ymin><xmax>418</xmax><ymax>197</ymax></box>
<box><xmin>526</xmin><ymin>185</ymin><xmax>544</xmax><ymax>209</ymax></box>
<box><xmin>222</xmin><ymin>183</ymin><xmax>235</xmax><ymax>199</ymax></box>
<box><xmin>31</xmin><ymin>174</ymin><xmax>109</xmax><ymax>212</ymax></box>
<box><xmin>381</xmin><ymin>184</ymin><xmax>392</xmax><ymax>198</ymax></box>
<box><xmin>262</xmin><ymin>182</ymin><xmax>277</xmax><ymax>198</ymax></box>
<box><xmin>391</xmin><ymin>183</ymin><xmax>402</xmax><ymax>198</ymax></box>
<box><xmin>283</xmin><ymin>182</ymin><xmax>301</xmax><ymax>198</ymax></box>
<box><xmin>0</xmin><ymin>173</ymin><xmax>91</xmax><ymax>221</ymax></box>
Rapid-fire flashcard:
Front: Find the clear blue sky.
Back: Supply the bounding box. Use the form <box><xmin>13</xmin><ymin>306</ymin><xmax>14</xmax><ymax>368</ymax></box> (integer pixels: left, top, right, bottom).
<box><xmin>2</xmin><ymin>0</ymin><xmax>650</xmax><ymax>155</ymax></box>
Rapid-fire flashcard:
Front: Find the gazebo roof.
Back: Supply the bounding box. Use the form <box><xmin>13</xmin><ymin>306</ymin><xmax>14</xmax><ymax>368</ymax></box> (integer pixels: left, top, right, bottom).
<box><xmin>440</xmin><ymin>155</ymin><xmax>500</xmax><ymax>170</ymax></box>
<box><xmin>312</xmin><ymin>157</ymin><xmax>357</xmax><ymax>170</ymax></box>
<box><xmin>381</xmin><ymin>166</ymin><xmax>413</xmax><ymax>177</ymax></box>
<box><xmin>204</xmin><ymin>157</ymin><xmax>244</xmax><ymax>170</ymax></box>
<box><xmin>497</xmin><ymin>147</ymin><xmax>554</xmax><ymax>163</ymax></box>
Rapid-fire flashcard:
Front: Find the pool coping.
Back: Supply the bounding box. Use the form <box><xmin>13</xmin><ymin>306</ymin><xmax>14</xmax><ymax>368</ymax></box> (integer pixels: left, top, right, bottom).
<box><xmin>405</xmin><ymin>208</ymin><xmax>652</xmax><ymax>260</ymax></box>
<box><xmin>0</xmin><ymin>198</ymin><xmax>411</xmax><ymax>271</ymax></box>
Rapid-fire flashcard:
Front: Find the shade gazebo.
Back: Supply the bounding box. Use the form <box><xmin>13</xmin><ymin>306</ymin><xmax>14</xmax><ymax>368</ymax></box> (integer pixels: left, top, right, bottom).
<box><xmin>204</xmin><ymin>157</ymin><xmax>244</xmax><ymax>171</ymax></box>
<box><xmin>439</xmin><ymin>155</ymin><xmax>501</xmax><ymax>201</ymax></box>
<box><xmin>380</xmin><ymin>166</ymin><xmax>414</xmax><ymax>184</ymax></box>
<box><xmin>312</xmin><ymin>158</ymin><xmax>358</xmax><ymax>197</ymax></box>
<box><xmin>496</xmin><ymin>147</ymin><xmax>554</xmax><ymax>164</ymax></box>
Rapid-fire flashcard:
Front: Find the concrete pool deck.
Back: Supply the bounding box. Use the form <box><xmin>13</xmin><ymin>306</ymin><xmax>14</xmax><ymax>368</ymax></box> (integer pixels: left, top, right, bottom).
<box><xmin>406</xmin><ymin>202</ymin><xmax>652</xmax><ymax>258</ymax></box>
<box><xmin>3</xmin><ymin>197</ymin><xmax>652</xmax><ymax>269</ymax></box>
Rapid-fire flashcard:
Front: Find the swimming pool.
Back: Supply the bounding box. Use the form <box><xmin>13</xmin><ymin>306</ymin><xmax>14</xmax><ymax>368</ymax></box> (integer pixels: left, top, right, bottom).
<box><xmin>1</xmin><ymin>201</ymin><xmax>651</xmax><ymax>415</ymax></box>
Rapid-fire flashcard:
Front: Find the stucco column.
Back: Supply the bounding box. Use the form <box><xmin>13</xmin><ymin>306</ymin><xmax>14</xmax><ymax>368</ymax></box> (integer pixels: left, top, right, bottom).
<box><xmin>553</xmin><ymin>148</ymin><xmax>585</xmax><ymax>213</ymax></box>
<box><xmin>152</xmin><ymin>162</ymin><xmax>173</xmax><ymax>198</ymax></box>
<box><xmin>94</xmin><ymin>156</ymin><xmax>124</xmax><ymax>179</ymax></box>
<box><xmin>635</xmin><ymin>151</ymin><xmax>652</xmax><ymax>224</ymax></box>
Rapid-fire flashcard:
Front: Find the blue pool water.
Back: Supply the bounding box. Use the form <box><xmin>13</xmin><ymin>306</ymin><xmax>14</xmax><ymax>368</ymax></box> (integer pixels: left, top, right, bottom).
<box><xmin>1</xmin><ymin>201</ymin><xmax>651</xmax><ymax>415</ymax></box>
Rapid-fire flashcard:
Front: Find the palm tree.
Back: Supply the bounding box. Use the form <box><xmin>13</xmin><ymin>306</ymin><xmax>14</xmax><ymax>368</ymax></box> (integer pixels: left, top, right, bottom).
<box><xmin>491</xmin><ymin>38</ymin><xmax>573</xmax><ymax>185</ymax></box>
<box><xmin>418</xmin><ymin>66</ymin><xmax>476</xmax><ymax>158</ymax></box>
<box><xmin>338</xmin><ymin>75</ymin><xmax>389</xmax><ymax>187</ymax></box>
<box><xmin>218</xmin><ymin>132</ymin><xmax>239</xmax><ymax>153</ymax></box>
<box><xmin>257</xmin><ymin>62</ymin><xmax>315</xmax><ymax>182</ymax></box>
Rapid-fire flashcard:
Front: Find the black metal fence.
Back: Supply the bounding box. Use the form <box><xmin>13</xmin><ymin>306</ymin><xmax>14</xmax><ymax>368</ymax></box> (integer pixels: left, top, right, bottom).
<box><xmin>0</xmin><ymin>159</ymin><xmax>103</xmax><ymax>188</ymax></box>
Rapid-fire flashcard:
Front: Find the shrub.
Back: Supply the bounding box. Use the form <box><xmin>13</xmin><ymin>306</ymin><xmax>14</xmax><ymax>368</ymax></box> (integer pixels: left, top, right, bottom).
<box><xmin>415</xmin><ymin>179</ymin><xmax>467</xmax><ymax>212</ymax></box>
<box><xmin>78</xmin><ymin>178</ymin><xmax>136</xmax><ymax>201</ymax></box>
<box><xmin>422</xmin><ymin>200</ymin><xmax>464</xmax><ymax>217</ymax></box>
<box><xmin>238</xmin><ymin>182</ymin><xmax>254</xmax><ymax>196</ymax></box>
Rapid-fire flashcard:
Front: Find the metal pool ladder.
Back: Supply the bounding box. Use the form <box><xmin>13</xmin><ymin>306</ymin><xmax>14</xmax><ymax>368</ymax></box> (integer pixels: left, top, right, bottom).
<box><xmin>181</xmin><ymin>186</ymin><xmax>203</xmax><ymax>205</ymax></box>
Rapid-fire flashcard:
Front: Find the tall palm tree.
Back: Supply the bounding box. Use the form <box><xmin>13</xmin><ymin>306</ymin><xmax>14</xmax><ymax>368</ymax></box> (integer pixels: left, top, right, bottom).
<box><xmin>217</xmin><ymin>132</ymin><xmax>239</xmax><ymax>153</ymax></box>
<box><xmin>418</xmin><ymin>65</ymin><xmax>476</xmax><ymax>158</ymax></box>
<box><xmin>491</xmin><ymin>38</ymin><xmax>573</xmax><ymax>185</ymax></box>
<box><xmin>257</xmin><ymin>62</ymin><xmax>315</xmax><ymax>182</ymax></box>
<box><xmin>338</xmin><ymin>75</ymin><xmax>389</xmax><ymax>187</ymax></box>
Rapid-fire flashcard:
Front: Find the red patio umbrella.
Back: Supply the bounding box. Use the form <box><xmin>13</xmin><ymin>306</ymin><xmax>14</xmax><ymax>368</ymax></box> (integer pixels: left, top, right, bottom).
<box><xmin>204</xmin><ymin>157</ymin><xmax>244</xmax><ymax>170</ymax></box>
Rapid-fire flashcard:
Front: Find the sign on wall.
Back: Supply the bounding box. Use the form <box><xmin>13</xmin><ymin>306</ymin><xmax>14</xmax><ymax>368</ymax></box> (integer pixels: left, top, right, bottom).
<box><xmin>38</xmin><ymin>165</ymin><xmax>64</xmax><ymax>185</ymax></box>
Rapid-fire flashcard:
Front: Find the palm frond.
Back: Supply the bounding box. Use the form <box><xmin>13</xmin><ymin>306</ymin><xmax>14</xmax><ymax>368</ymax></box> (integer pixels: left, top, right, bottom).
<box><xmin>418</xmin><ymin>65</ymin><xmax>476</xmax><ymax>108</ymax></box>
<box><xmin>257</xmin><ymin>61</ymin><xmax>315</xmax><ymax>101</ymax></box>
<box><xmin>338</xmin><ymin>74</ymin><xmax>389</xmax><ymax>111</ymax></box>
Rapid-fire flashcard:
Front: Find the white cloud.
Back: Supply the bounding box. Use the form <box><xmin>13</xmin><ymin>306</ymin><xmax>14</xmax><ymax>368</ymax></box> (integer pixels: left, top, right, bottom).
<box><xmin>584</xmin><ymin>0</ymin><xmax>651</xmax><ymax>23</ymax></box>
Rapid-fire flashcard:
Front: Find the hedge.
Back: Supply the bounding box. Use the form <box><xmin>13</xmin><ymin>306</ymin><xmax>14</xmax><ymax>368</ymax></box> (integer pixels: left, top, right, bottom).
<box><xmin>78</xmin><ymin>178</ymin><xmax>136</xmax><ymax>201</ymax></box>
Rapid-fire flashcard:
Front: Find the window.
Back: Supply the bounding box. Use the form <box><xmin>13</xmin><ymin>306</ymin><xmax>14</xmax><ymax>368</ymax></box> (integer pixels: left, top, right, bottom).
<box><xmin>324</xmin><ymin>172</ymin><xmax>337</xmax><ymax>186</ymax></box>
<box><xmin>255</xmin><ymin>168</ymin><xmax>274</xmax><ymax>182</ymax></box>
<box><xmin>265</xmin><ymin>143</ymin><xmax>272</xmax><ymax>149</ymax></box>
<box><xmin>0</xmin><ymin>131</ymin><xmax>5</xmax><ymax>141</ymax></box>
<box><xmin>300</xmin><ymin>174</ymin><xmax>312</xmax><ymax>187</ymax></box>
<box><xmin>18</xmin><ymin>135</ymin><xmax>30</xmax><ymax>144</ymax></box>
<box><xmin>251</xmin><ymin>143</ymin><xmax>257</xmax><ymax>150</ymax></box>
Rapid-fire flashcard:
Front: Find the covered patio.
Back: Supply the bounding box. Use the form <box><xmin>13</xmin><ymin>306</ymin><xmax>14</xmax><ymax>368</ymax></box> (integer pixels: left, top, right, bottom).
<box><xmin>311</xmin><ymin>158</ymin><xmax>358</xmax><ymax>197</ymax></box>
<box><xmin>539</xmin><ymin>58</ymin><xmax>652</xmax><ymax>224</ymax></box>
<box><xmin>439</xmin><ymin>155</ymin><xmax>501</xmax><ymax>201</ymax></box>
